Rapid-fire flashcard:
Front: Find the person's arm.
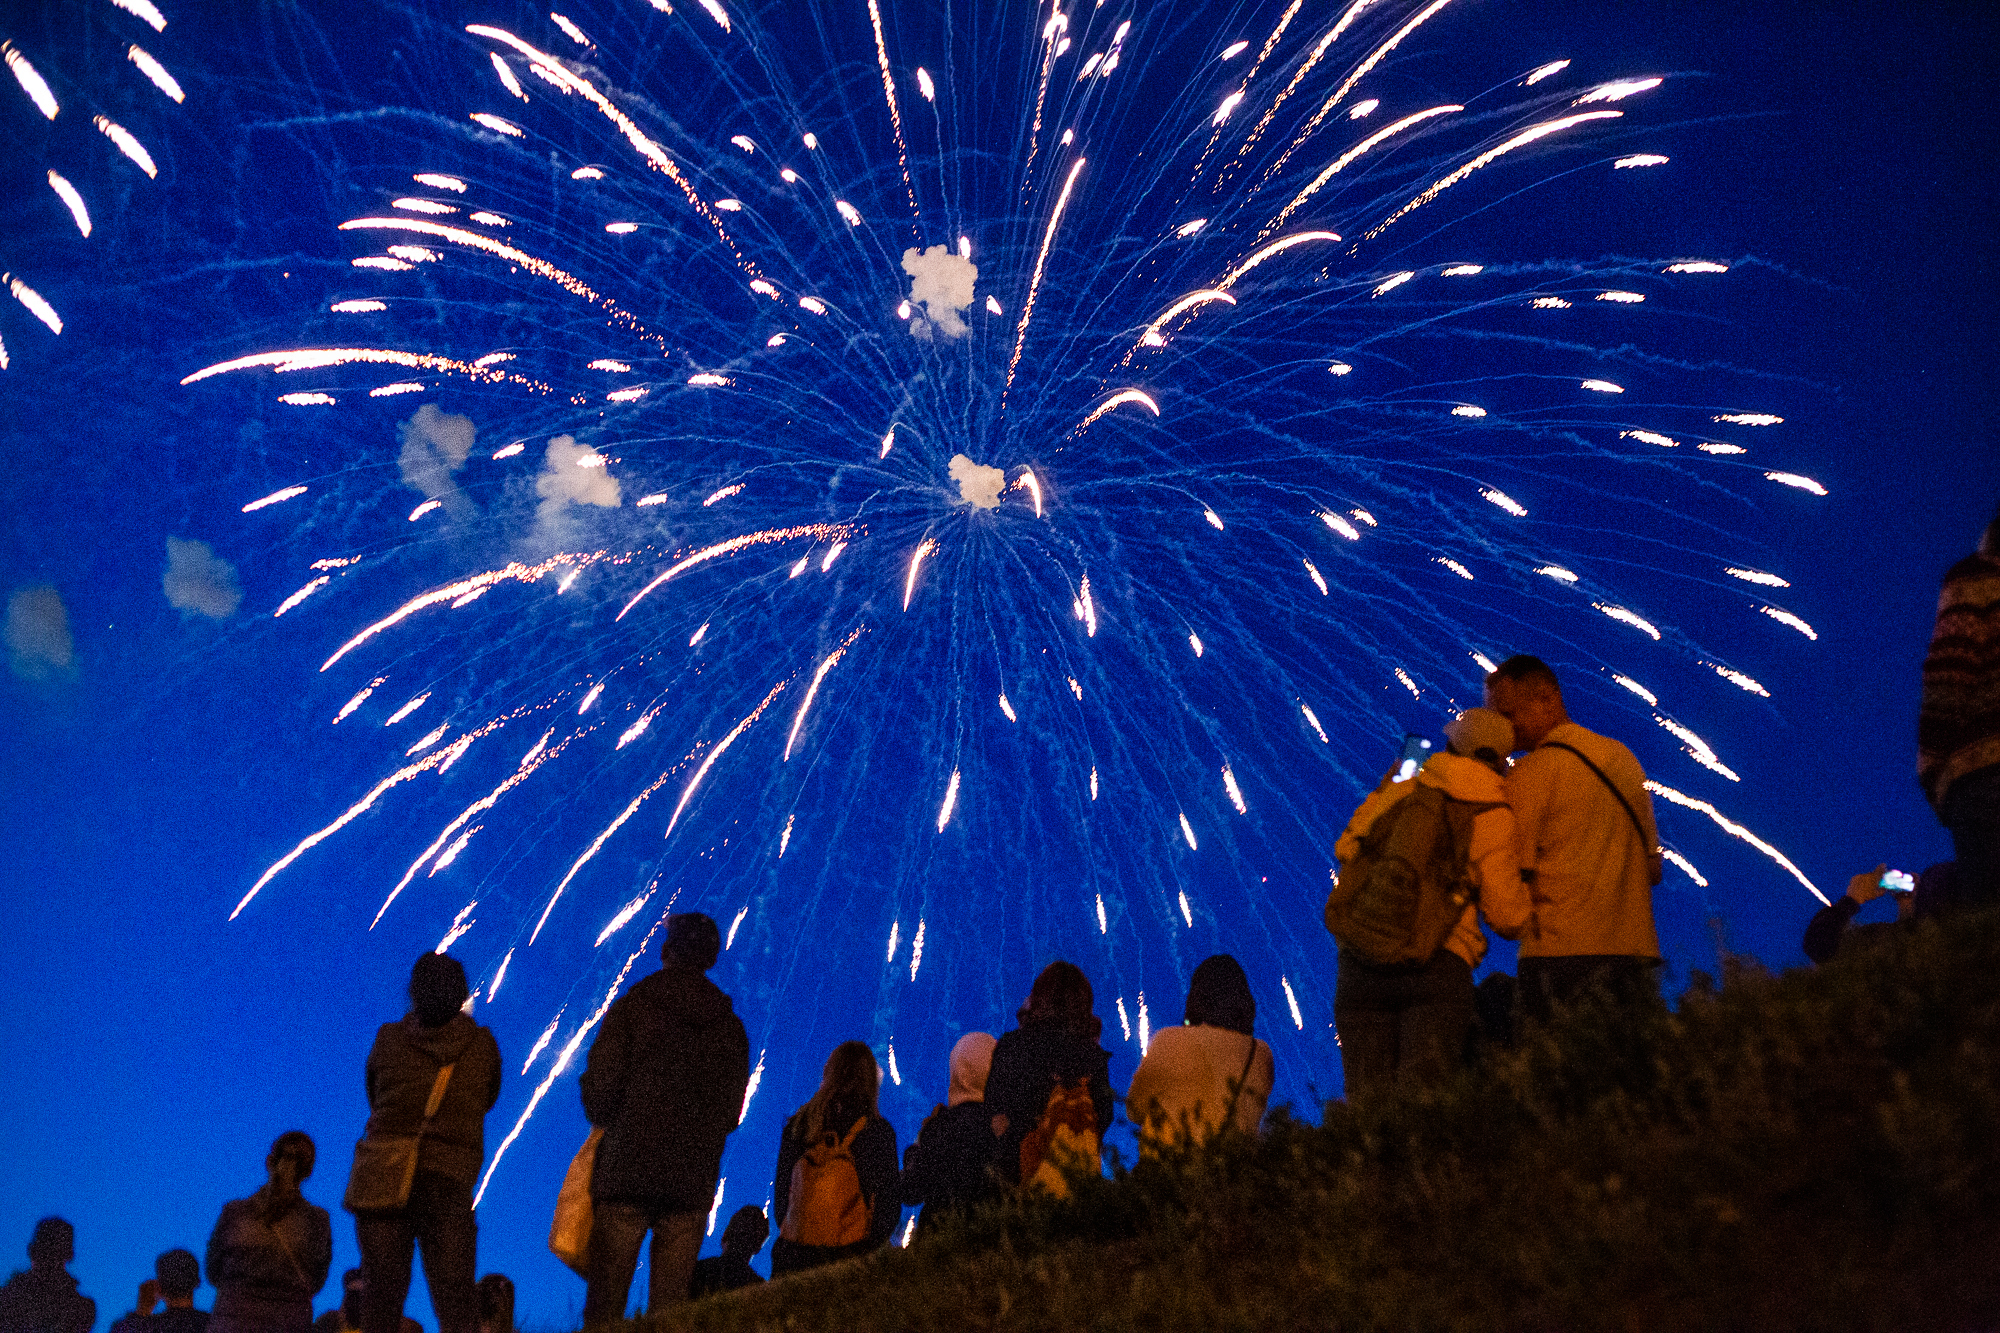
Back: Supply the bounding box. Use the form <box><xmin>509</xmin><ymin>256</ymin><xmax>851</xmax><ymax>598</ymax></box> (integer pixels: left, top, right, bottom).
<box><xmin>1804</xmin><ymin>866</ymin><xmax>1886</xmax><ymax>963</ymax></box>
<box><xmin>859</xmin><ymin>1119</ymin><xmax>901</xmax><ymax>1245</ymax></box>
<box><xmin>1333</xmin><ymin>782</ymin><xmax>1402</xmax><ymax>868</ymax></box>
<box><xmin>205</xmin><ymin>1203</ymin><xmax>232</xmax><ymax>1292</ymax></box>
<box><xmin>1469</xmin><ymin>807</ymin><xmax>1531</xmax><ymax>939</ymax></box>
<box><xmin>1634</xmin><ymin>768</ymin><xmax>1665</xmax><ymax>887</ymax></box>
<box><xmin>478</xmin><ymin>1027</ymin><xmax>503</xmax><ymax>1115</ymax></box>
<box><xmin>304</xmin><ymin>1208</ymin><xmax>333</xmax><ymax>1297</ymax></box>
<box><xmin>577</xmin><ymin>997</ymin><xmax>628</xmax><ymax>1128</ymax></box>
<box><xmin>900</xmin><ymin>1108</ymin><xmax>941</xmax><ymax>1205</ymax></box>
<box><xmin>720</xmin><ymin>1016</ymin><xmax>751</xmax><ymax>1138</ymax></box>
<box><xmin>1125</xmin><ymin>1046</ymin><xmax>1162</xmax><ymax>1134</ymax></box>
<box><xmin>770</xmin><ymin>1118</ymin><xmax>801</xmax><ymax>1231</ymax></box>
<box><xmin>1504</xmin><ymin>757</ymin><xmax>1552</xmax><ymax>895</ymax></box>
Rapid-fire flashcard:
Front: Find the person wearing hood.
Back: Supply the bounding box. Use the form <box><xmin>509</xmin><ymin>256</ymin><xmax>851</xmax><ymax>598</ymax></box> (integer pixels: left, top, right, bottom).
<box><xmin>1332</xmin><ymin>708</ymin><xmax>1530</xmax><ymax>1103</ymax></box>
<box><xmin>207</xmin><ymin>1134</ymin><xmax>333</xmax><ymax>1333</ymax></box>
<box><xmin>353</xmin><ymin>954</ymin><xmax>502</xmax><ymax>1333</ymax></box>
<box><xmin>0</xmin><ymin>1218</ymin><xmax>96</xmax><ymax>1333</ymax></box>
<box><xmin>579</xmin><ymin>913</ymin><xmax>750</xmax><ymax>1324</ymax></box>
<box><xmin>899</xmin><ymin>1032</ymin><xmax>1000</xmax><ymax>1236</ymax></box>
<box><xmin>1127</xmin><ymin>955</ymin><xmax>1275</xmax><ymax>1149</ymax></box>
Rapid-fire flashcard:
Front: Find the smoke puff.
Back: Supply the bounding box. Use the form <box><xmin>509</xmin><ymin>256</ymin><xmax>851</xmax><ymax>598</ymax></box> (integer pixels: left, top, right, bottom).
<box><xmin>949</xmin><ymin>454</ymin><xmax>1005</xmax><ymax>509</ymax></box>
<box><xmin>398</xmin><ymin>403</ymin><xmax>478</xmax><ymax>520</ymax></box>
<box><xmin>535</xmin><ymin>436</ymin><xmax>622</xmax><ymax>533</ymax></box>
<box><xmin>163</xmin><ymin>537</ymin><xmax>243</xmax><ymax>620</ymax></box>
<box><xmin>5</xmin><ymin>586</ymin><xmax>74</xmax><ymax>679</ymax></box>
<box><xmin>902</xmin><ymin>245</ymin><xmax>977</xmax><ymax>340</ymax></box>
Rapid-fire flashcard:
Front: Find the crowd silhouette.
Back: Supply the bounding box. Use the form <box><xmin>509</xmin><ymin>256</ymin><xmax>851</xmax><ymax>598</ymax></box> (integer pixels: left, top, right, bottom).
<box><xmin>8</xmin><ymin>506</ymin><xmax>1996</xmax><ymax>1330</ymax></box>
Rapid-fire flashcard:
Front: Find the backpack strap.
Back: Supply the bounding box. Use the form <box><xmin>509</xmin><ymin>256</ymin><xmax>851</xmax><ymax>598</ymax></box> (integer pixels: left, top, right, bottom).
<box><xmin>1540</xmin><ymin>741</ymin><xmax>1648</xmax><ymax>848</ymax></box>
<box><xmin>837</xmin><ymin>1116</ymin><xmax>868</xmax><ymax>1149</ymax></box>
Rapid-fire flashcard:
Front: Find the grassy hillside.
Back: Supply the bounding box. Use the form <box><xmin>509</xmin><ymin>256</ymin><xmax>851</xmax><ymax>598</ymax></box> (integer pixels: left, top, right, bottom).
<box><xmin>637</xmin><ymin>908</ymin><xmax>2000</xmax><ymax>1331</ymax></box>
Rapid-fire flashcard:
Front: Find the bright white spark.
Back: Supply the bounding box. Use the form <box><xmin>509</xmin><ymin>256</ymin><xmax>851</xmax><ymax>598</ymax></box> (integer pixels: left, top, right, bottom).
<box><xmin>488</xmin><ymin>51</ymin><xmax>528</xmax><ymax>99</ymax></box>
<box><xmin>332</xmin><ymin>300</ymin><xmax>386</xmax><ymax>313</ymax></box>
<box><xmin>1351</xmin><ymin>509</ymin><xmax>1378</xmax><ymax>527</ymax></box>
<box><xmin>45</xmin><ymin>172</ymin><xmax>90</xmax><ymax>236</ymax></box>
<box><xmin>334</xmin><ymin>680</ymin><xmax>382</xmax><ymax>723</ymax></box>
<box><xmin>273</xmin><ymin>577</ymin><xmax>330</xmax><ymax>618</ymax></box>
<box><xmin>1178</xmin><ymin>892</ymin><xmax>1193</xmax><ymax>928</ymax></box>
<box><xmin>1222</xmin><ymin>766</ymin><xmax>1247</xmax><ymax>814</ymax></box>
<box><xmin>370</xmin><ymin>382</ymin><xmax>425</xmax><ymax>397</ymax></box>
<box><xmin>406</xmin><ymin>723</ymin><xmax>449</xmax><ymax>756</ymax></box>
<box><xmin>1655</xmin><ymin>713</ymin><xmax>1739</xmax><ymax>782</ymax></box>
<box><xmin>1303</xmin><ymin>559</ymin><xmax>1328</xmax><ymax>595</ymax></box>
<box><xmin>279</xmin><ymin>392</ymin><xmax>337</xmax><ymax>405</ymax></box>
<box><xmin>909</xmin><ymin>920</ymin><xmax>925</xmax><ymax>980</ymax></box>
<box><xmin>5</xmin><ymin>44</ymin><xmax>58</xmax><ymax>118</ymax></box>
<box><xmin>820</xmin><ymin>541</ymin><xmax>846</xmax><ymax>571</ymax></box>
<box><xmin>1218</xmin><ymin>231</ymin><xmax>1342</xmax><ymax>290</ymax></box>
<box><xmin>1530</xmin><ymin>296</ymin><xmax>1571</xmax><ymax>309</ymax></box>
<box><xmin>1581</xmin><ymin>378</ymin><xmax>1625</xmax><ymax>392</ymax></box>
<box><xmin>1395</xmin><ymin>668</ymin><xmax>1422</xmax><ymax>698</ymax></box>
<box><xmin>1536</xmin><ymin>565</ymin><xmax>1578</xmax><ymax>583</ymax></box>
<box><xmin>1452</xmin><ymin>405</ymin><xmax>1488</xmax><ymax>417</ymax></box>
<box><xmin>937</xmin><ymin>768</ymin><xmax>961</xmax><ymax>832</ymax></box>
<box><xmin>1368</xmin><ymin>111</ymin><xmax>1623</xmax><ymax>240</ymax></box>
<box><xmin>1595</xmin><ymin>292</ymin><xmax>1644</xmax><ymax>304</ymax></box>
<box><xmin>1220</xmin><ymin>39</ymin><xmax>1249</xmax><ymax>59</ymax></box>
<box><xmin>1329</xmin><ymin>361</ymin><xmax>1353</xmax><ymax>375</ymax></box>
<box><xmin>1204</xmin><ymin>508</ymin><xmax>1225</xmax><ymax>530</ymax></box>
<box><xmin>1302</xmin><ymin>704</ymin><xmax>1329</xmax><ymax>744</ymax></box>
<box><xmin>1725</xmin><ymin>567</ymin><xmax>1789</xmax><ymax>587</ymax></box>
<box><xmin>1015</xmin><ymin>469</ymin><xmax>1044</xmax><ymax>517</ymax></box>
<box><xmin>986</xmin><ymin>295</ymin><xmax>1003</xmax><ymax>314</ymax></box>
<box><xmin>998</xmin><ymin>694</ymin><xmax>1018</xmax><ymax>723</ymax></box>
<box><xmin>111</xmin><ymin>0</ymin><xmax>167</xmax><ymax>31</ymax></box>
<box><xmin>1613</xmin><ymin>674</ymin><xmax>1657</xmax><ymax>705</ymax></box>
<box><xmin>664</xmin><ymin>682</ymin><xmax>787</xmax><ymax>840</ymax></box>
<box><xmin>522</xmin><ymin>1016</ymin><xmax>561</xmax><ymax>1074</ymax></box>
<box><xmin>577</xmin><ymin>682</ymin><xmax>604</xmax><ymax>714</ymax></box>
<box><xmin>1178</xmin><ymin>813</ymin><xmax>1198</xmax><ymax>851</ymax></box>
<box><xmin>1095</xmin><ymin>896</ymin><xmax>1108</xmax><ymax>934</ymax></box>
<box><xmin>470</xmin><ymin>112</ymin><xmax>524</xmax><ymax>137</ymax></box>
<box><xmin>903</xmin><ymin>537</ymin><xmax>938</xmax><ymax>611</ymax></box>
<box><xmin>915</xmin><ymin>67</ymin><xmax>935</xmax><ymax>101</ymax></box>
<box><xmin>1175</xmin><ymin>219</ymin><xmax>1207</xmax><ymax>238</ymax></box>
<box><xmin>1321</xmin><ymin>511</ymin><xmax>1361</xmax><ymax>541</ymax></box>
<box><xmin>833</xmin><ymin>200</ymin><xmax>863</xmax><ymax>227</ymax></box>
<box><xmin>777</xmin><ymin>813</ymin><xmax>793</xmax><ymax>857</ymax></box>
<box><xmin>487</xmin><ymin>949</ymin><xmax>513</xmax><ymax>1002</ymax></box>
<box><xmin>243</xmin><ymin>485</ymin><xmax>308</xmax><ymax>513</ymax></box>
<box><xmin>1189</xmin><ymin>632</ymin><xmax>1203</xmax><ymax>657</ymax></box>
<box><xmin>785</xmin><ymin>633</ymin><xmax>859</xmax><ymax>761</ymax></box>
<box><xmin>1715</xmin><ymin>412</ymin><xmax>1781</xmax><ymax>425</ymax></box>
<box><xmin>1595</xmin><ymin>604</ymin><xmax>1661</xmax><ymax>639</ymax></box>
<box><xmin>394</xmin><ymin>197</ymin><xmax>457</xmax><ymax>215</ymax></box>
<box><xmin>1525</xmin><ymin>59</ymin><xmax>1570</xmax><ymax>85</ymax></box>
<box><xmin>1436</xmin><ymin>557</ymin><xmax>1474</xmax><ymax>580</ymax></box>
<box><xmin>1067</xmin><ymin>677</ymin><xmax>1081</xmax><ymax>701</ymax></box>
<box><xmin>595</xmin><ymin>888</ymin><xmax>654</xmax><ymax>947</ymax></box>
<box><xmin>8</xmin><ymin>277</ymin><xmax>62</xmax><ymax>334</ymax></box>
<box><xmin>1760</xmin><ymin>606</ymin><xmax>1818</xmax><ymax>640</ymax></box>
<box><xmin>1709</xmin><ymin>664</ymin><xmax>1770</xmax><ymax>697</ymax></box>
<box><xmin>1666</xmin><ymin>261</ymin><xmax>1729</xmax><ymax>274</ymax></box>
<box><xmin>1116</xmin><ymin>998</ymin><xmax>1130</xmax><ymax>1041</ymax></box>
<box><xmin>616</xmin><ymin>708</ymin><xmax>660</xmax><ymax>750</ymax></box>
<box><xmin>738</xmin><ymin>1048</ymin><xmax>765</xmax><ymax>1124</ymax></box>
<box><xmin>1700</xmin><ymin>444</ymin><xmax>1746</xmax><ymax>455</ymax></box>
<box><xmin>1372</xmin><ymin>271</ymin><xmax>1415</xmax><ymax>297</ymax></box>
<box><xmin>690</xmin><ymin>623</ymin><xmax>709</xmax><ymax>647</ymax></box>
<box><xmin>1765</xmin><ymin>472</ymin><xmax>1827</xmax><ymax>496</ymax></box>
<box><xmin>1090</xmin><ymin>767</ymin><xmax>1099</xmax><ymax>800</ymax></box>
<box><xmin>1006</xmin><ymin>158</ymin><xmax>1088</xmax><ymax>397</ymax></box>
<box><xmin>1482</xmin><ymin>488</ymin><xmax>1527</xmax><ymax>516</ymax></box>
<box><xmin>1281</xmin><ymin>977</ymin><xmax>1304</xmax><ymax>1029</ymax></box>
<box><xmin>1662</xmin><ymin>849</ymin><xmax>1708</xmax><ymax>887</ymax></box>
<box><xmin>551</xmin><ymin>13</ymin><xmax>591</xmax><ymax>46</ymax></box>
<box><xmin>1442</xmin><ymin>264</ymin><xmax>1484</xmax><ymax>275</ymax></box>
<box><xmin>1212</xmin><ymin>89</ymin><xmax>1247</xmax><ymax>126</ymax></box>
<box><xmin>1078</xmin><ymin>574</ymin><xmax>1097</xmax><ymax>637</ymax></box>
<box><xmin>886</xmin><ymin>920</ymin><xmax>900</xmax><ymax>963</ymax></box>
<box><xmin>1472</xmin><ymin>651</ymin><xmax>1498</xmax><ymax>674</ymax></box>
<box><xmin>1577</xmin><ymin>77</ymin><xmax>1662</xmax><ymax>104</ymax></box>
<box><xmin>384</xmin><ymin>692</ymin><xmax>431</xmax><ymax>726</ymax></box>
<box><xmin>1647</xmin><ymin>780</ymin><xmax>1825</xmax><ymax>903</ymax></box>
<box><xmin>1139</xmin><ymin>289</ymin><xmax>1235</xmax><ymax>348</ymax></box>
<box><xmin>1624</xmin><ymin>430</ymin><xmax>1678</xmax><ymax>447</ymax></box>
<box><xmin>1349</xmin><ymin>99</ymin><xmax>1380</xmax><ymax>118</ymax></box>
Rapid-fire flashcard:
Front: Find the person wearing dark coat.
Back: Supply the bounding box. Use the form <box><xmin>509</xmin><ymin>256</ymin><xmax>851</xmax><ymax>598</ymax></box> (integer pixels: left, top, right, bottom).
<box><xmin>770</xmin><ymin>1042</ymin><xmax>900</xmax><ymax>1276</ymax></box>
<box><xmin>141</xmin><ymin>1250</ymin><xmax>207</xmax><ymax>1333</ymax></box>
<box><xmin>0</xmin><ymin>1218</ymin><xmax>96</xmax><ymax>1333</ymax></box>
<box><xmin>900</xmin><ymin>1032</ymin><xmax>999</xmax><ymax>1236</ymax></box>
<box><xmin>687</xmin><ymin>1208</ymin><xmax>767</xmax><ymax>1300</ymax></box>
<box><xmin>579</xmin><ymin>914</ymin><xmax>750</xmax><ymax>1325</ymax></box>
<box><xmin>353</xmin><ymin>954</ymin><xmax>503</xmax><ymax>1333</ymax></box>
<box><xmin>983</xmin><ymin>962</ymin><xmax>1115</xmax><ymax>1187</ymax></box>
<box><xmin>206</xmin><ymin>1134</ymin><xmax>333</xmax><ymax>1333</ymax></box>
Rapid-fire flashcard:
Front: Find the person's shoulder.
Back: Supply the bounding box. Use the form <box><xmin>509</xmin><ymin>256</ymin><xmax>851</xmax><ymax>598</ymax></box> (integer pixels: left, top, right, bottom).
<box><xmin>1942</xmin><ymin>550</ymin><xmax>2000</xmax><ymax>587</ymax></box>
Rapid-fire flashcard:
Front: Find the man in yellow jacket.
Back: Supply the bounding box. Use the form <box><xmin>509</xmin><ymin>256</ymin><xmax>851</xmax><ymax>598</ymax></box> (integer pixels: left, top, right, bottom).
<box><xmin>1332</xmin><ymin>708</ymin><xmax>1532</xmax><ymax>1103</ymax></box>
<box><xmin>1484</xmin><ymin>655</ymin><xmax>1663</xmax><ymax>1024</ymax></box>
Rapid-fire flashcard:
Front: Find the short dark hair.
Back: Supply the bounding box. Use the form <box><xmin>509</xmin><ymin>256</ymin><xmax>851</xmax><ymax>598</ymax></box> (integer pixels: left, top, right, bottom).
<box><xmin>1486</xmin><ymin>654</ymin><xmax>1561</xmax><ymax>694</ymax></box>
<box><xmin>720</xmin><ymin>1206</ymin><xmax>769</xmax><ymax>1256</ymax></box>
<box><xmin>155</xmin><ymin>1249</ymin><xmax>199</xmax><ymax>1299</ymax></box>
<box><xmin>27</xmin><ymin>1218</ymin><xmax>72</xmax><ymax>1266</ymax></box>
<box><xmin>1184</xmin><ymin>954</ymin><xmax>1256</xmax><ymax>1036</ymax></box>
<box><xmin>268</xmin><ymin>1130</ymin><xmax>317</xmax><ymax>1182</ymax></box>
<box><xmin>663</xmin><ymin>912</ymin><xmax>722</xmax><ymax>971</ymax></box>
<box><xmin>411</xmin><ymin>952</ymin><xmax>471</xmax><ymax>1027</ymax></box>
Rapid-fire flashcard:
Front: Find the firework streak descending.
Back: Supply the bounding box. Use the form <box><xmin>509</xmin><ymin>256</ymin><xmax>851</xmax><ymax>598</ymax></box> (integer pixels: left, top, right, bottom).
<box><xmin>193</xmin><ymin>0</ymin><xmax>1830</xmax><ymax>1205</ymax></box>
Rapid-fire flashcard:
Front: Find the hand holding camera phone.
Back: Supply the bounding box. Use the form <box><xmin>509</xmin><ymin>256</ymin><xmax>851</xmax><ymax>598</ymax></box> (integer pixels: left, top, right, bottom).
<box><xmin>1392</xmin><ymin>733</ymin><xmax>1432</xmax><ymax>783</ymax></box>
<box><xmin>1879</xmin><ymin>869</ymin><xmax>1915</xmax><ymax>894</ymax></box>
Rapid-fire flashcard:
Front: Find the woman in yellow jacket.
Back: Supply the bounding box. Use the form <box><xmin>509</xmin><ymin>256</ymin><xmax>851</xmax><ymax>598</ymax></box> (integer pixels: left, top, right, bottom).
<box><xmin>1331</xmin><ymin>708</ymin><xmax>1532</xmax><ymax>1104</ymax></box>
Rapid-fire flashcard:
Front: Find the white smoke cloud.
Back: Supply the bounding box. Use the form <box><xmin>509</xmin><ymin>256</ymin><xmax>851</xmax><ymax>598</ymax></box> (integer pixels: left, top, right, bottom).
<box><xmin>535</xmin><ymin>435</ymin><xmax>622</xmax><ymax>533</ymax></box>
<box><xmin>5</xmin><ymin>586</ymin><xmax>74</xmax><ymax>679</ymax></box>
<box><xmin>397</xmin><ymin>403</ymin><xmax>478</xmax><ymax>520</ymax></box>
<box><xmin>163</xmin><ymin>537</ymin><xmax>242</xmax><ymax>620</ymax></box>
<box><xmin>949</xmin><ymin>454</ymin><xmax>1005</xmax><ymax>509</ymax></box>
<box><xmin>902</xmin><ymin>245</ymin><xmax>978</xmax><ymax>340</ymax></box>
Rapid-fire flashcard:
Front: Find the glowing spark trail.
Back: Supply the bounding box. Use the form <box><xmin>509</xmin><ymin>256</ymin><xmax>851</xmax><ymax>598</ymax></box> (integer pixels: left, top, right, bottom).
<box><xmin>936</xmin><ymin>769</ymin><xmax>961</xmax><ymax>832</ymax></box>
<box><xmin>865</xmin><ymin>0</ymin><xmax>919</xmax><ymax>216</ymax></box>
<box><xmin>111</xmin><ymin>0</ymin><xmax>167</xmax><ymax>32</ymax></box>
<box><xmin>596</xmin><ymin>888</ymin><xmax>655</xmax><ymax>947</ymax></box>
<box><xmin>274</xmin><ymin>578</ymin><xmax>329</xmax><ymax>617</ymax></box>
<box><xmin>95</xmin><ymin>117</ymin><xmax>158</xmax><ymax>176</ymax></box>
<box><xmin>1366</xmin><ymin>110</ymin><xmax>1623</xmax><ymax>240</ymax></box>
<box><xmin>46</xmin><ymin>173</ymin><xmax>90</xmax><ymax>237</ymax></box>
<box><xmin>1269</xmin><ymin>105</ymin><xmax>1461</xmax><ymax>236</ymax></box>
<box><xmin>243</xmin><ymin>486</ymin><xmax>308</xmax><ymax>513</ymax></box>
<box><xmin>785</xmin><ymin>630</ymin><xmax>862</xmax><ymax>760</ymax></box>
<box><xmin>532</xmin><ymin>772</ymin><xmax>674</xmax><ymax>943</ymax></box>
<box><xmin>1005</xmin><ymin>157</ymin><xmax>1087</xmax><ymax>400</ymax></box>
<box><xmin>1646</xmin><ymin>782</ymin><xmax>1825</xmax><ymax>904</ymax></box>
<box><xmin>903</xmin><ymin>538</ymin><xmax>938</xmax><ymax>611</ymax></box>
<box><xmin>1760</xmin><ymin>606</ymin><xmax>1818</xmax><ymax>640</ymax></box>
<box><xmin>7</xmin><ymin>277</ymin><xmax>61</xmax><ymax>335</ymax></box>
<box><xmin>4</xmin><ymin>44</ymin><xmax>58</xmax><ymax>119</ymax></box>
<box><xmin>1595</xmin><ymin>604</ymin><xmax>1661</xmax><ymax>639</ymax></box>
<box><xmin>617</xmin><ymin>526</ymin><xmax>847</xmax><ymax>621</ymax></box>
<box><xmin>665</xmin><ymin>682</ymin><xmax>787</xmax><ymax>840</ymax></box>
<box><xmin>1281</xmin><ymin>976</ymin><xmax>1304</xmax><ymax>1029</ymax></box>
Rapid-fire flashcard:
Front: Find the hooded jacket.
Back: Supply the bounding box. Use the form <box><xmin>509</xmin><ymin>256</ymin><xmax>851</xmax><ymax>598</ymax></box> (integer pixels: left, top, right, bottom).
<box><xmin>580</xmin><ymin>964</ymin><xmax>751</xmax><ymax>1211</ymax></box>
<box><xmin>363</xmin><ymin>1013</ymin><xmax>504</xmax><ymax>1188</ymax></box>
<box><xmin>1334</xmin><ymin>750</ymin><xmax>1531</xmax><ymax>968</ymax></box>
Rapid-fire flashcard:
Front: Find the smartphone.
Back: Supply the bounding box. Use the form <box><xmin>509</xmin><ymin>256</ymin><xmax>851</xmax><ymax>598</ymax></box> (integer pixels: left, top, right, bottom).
<box><xmin>1392</xmin><ymin>733</ymin><xmax>1433</xmax><ymax>783</ymax></box>
<box><xmin>1880</xmin><ymin>869</ymin><xmax>1915</xmax><ymax>894</ymax></box>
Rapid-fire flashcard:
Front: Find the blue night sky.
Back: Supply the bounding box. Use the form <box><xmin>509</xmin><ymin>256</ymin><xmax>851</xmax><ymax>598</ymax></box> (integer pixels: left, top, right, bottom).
<box><xmin>1</xmin><ymin>0</ymin><xmax>1993</xmax><ymax>1328</ymax></box>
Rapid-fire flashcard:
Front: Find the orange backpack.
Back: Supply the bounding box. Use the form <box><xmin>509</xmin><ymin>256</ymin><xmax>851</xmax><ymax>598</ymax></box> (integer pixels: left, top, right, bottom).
<box><xmin>1018</xmin><ymin>1078</ymin><xmax>1100</xmax><ymax>1195</ymax></box>
<box><xmin>779</xmin><ymin>1117</ymin><xmax>871</xmax><ymax>1248</ymax></box>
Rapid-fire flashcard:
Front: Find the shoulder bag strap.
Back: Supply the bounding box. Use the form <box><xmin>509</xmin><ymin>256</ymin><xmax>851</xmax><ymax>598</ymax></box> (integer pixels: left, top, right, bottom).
<box><xmin>1541</xmin><ymin>741</ymin><xmax>1648</xmax><ymax>848</ymax></box>
<box><xmin>421</xmin><ymin>1062</ymin><xmax>457</xmax><ymax>1126</ymax></box>
<box><xmin>1217</xmin><ymin>1032</ymin><xmax>1259</xmax><ymax>1132</ymax></box>
<box><xmin>260</xmin><ymin>1206</ymin><xmax>311</xmax><ymax>1290</ymax></box>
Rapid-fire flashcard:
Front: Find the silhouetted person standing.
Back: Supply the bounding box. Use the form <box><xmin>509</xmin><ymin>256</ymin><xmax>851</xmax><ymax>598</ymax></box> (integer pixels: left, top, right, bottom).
<box><xmin>207</xmin><ymin>1133</ymin><xmax>332</xmax><ymax>1333</ymax></box>
<box><xmin>1920</xmin><ymin>505</ymin><xmax>2000</xmax><ymax>905</ymax></box>
<box><xmin>580</xmin><ymin>914</ymin><xmax>749</xmax><ymax>1324</ymax></box>
<box><xmin>353</xmin><ymin>953</ymin><xmax>502</xmax><ymax>1333</ymax></box>
<box><xmin>0</xmin><ymin>1219</ymin><xmax>96</xmax><ymax>1333</ymax></box>
<box><xmin>1485</xmin><ymin>656</ymin><xmax>1663</xmax><ymax>1023</ymax></box>
<box><xmin>145</xmin><ymin>1251</ymin><xmax>207</xmax><ymax>1333</ymax></box>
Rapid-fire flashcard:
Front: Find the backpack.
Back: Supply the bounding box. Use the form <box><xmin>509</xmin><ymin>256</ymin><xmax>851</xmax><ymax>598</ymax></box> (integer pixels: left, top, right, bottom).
<box><xmin>779</xmin><ymin>1117</ymin><xmax>871</xmax><ymax>1248</ymax></box>
<box><xmin>1019</xmin><ymin>1077</ymin><xmax>1100</xmax><ymax>1197</ymax></box>
<box><xmin>1325</xmin><ymin>781</ymin><xmax>1498</xmax><ymax>966</ymax></box>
